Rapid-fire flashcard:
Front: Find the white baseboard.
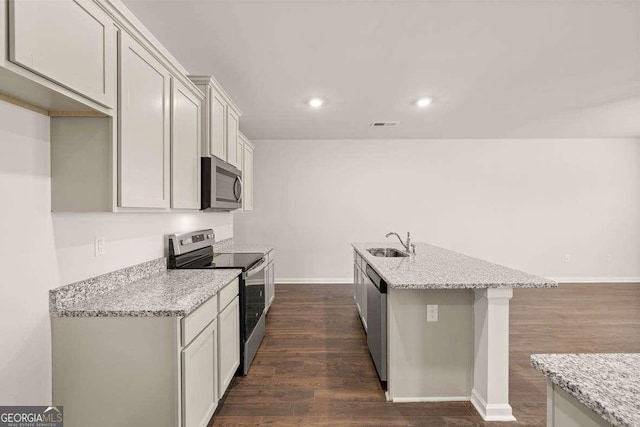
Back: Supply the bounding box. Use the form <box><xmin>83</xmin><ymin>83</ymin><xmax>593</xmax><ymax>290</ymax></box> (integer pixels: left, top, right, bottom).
<box><xmin>276</xmin><ymin>278</ymin><xmax>352</xmax><ymax>285</ymax></box>
<box><xmin>390</xmin><ymin>396</ymin><xmax>470</xmax><ymax>403</ymax></box>
<box><xmin>470</xmin><ymin>389</ymin><xmax>516</xmax><ymax>422</ymax></box>
<box><xmin>550</xmin><ymin>277</ymin><xmax>640</xmax><ymax>284</ymax></box>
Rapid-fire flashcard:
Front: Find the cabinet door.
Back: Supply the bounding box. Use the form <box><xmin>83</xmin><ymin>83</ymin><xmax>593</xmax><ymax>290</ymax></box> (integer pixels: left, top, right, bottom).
<box><xmin>171</xmin><ymin>80</ymin><xmax>201</xmax><ymax>209</ymax></box>
<box><xmin>9</xmin><ymin>0</ymin><xmax>115</xmax><ymax>107</ymax></box>
<box><xmin>268</xmin><ymin>261</ymin><xmax>275</xmax><ymax>306</ymax></box>
<box><xmin>182</xmin><ymin>319</ymin><xmax>218</xmax><ymax>427</ymax></box>
<box><xmin>243</xmin><ymin>143</ymin><xmax>254</xmax><ymax>211</ymax></box>
<box><xmin>355</xmin><ymin>267</ymin><xmax>362</xmax><ymax>314</ymax></box>
<box><xmin>237</xmin><ymin>138</ymin><xmax>244</xmax><ymax>172</ymax></box>
<box><xmin>227</xmin><ymin>109</ymin><xmax>239</xmax><ymax>167</ymax></box>
<box><xmin>119</xmin><ymin>32</ymin><xmax>170</xmax><ymax>208</ymax></box>
<box><xmin>210</xmin><ymin>89</ymin><xmax>227</xmax><ymax>161</ymax></box>
<box><xmin>360</xmin><ymin>269</ymin><xmax>368</xmax><ymax>331</ymax></box>
<box><xmin>354</xmin><ymin>264</ymin><xmax>358</xmax><ymax>302</ymax></box>
<box><xmin>218</xmin><ymin>296</ymin><xmax>240</xmax><ymax>396</ymax></box>
<box><xmin>264</xmin><ymin>263</ymin><xmax>271</xmax><ymax>309</ymax></box>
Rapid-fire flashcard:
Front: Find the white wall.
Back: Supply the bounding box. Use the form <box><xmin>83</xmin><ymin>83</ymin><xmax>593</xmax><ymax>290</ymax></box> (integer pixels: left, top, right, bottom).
<box><xmin>234</xmin><ymin>139</ymin><xmax>640</xmax><ymax>283</ymax></box>
<box><xmin>53</xmin><ymin>212</ymin><xmax>232</xmax><ymax>285</ymax></box>
<box><xmin>0</xmin><ymin>101</ymin><xmax>56</xmax><ymax>404</ymax></box>
<box><xmin>0</xmin><ymin>100</ymin><xmax>233</xmax><ymax>405</ymax></box>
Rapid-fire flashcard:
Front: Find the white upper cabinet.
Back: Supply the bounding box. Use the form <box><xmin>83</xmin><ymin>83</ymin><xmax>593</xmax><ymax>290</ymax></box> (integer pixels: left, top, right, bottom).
<box><xmin>237</xmin><ymin>135</ymin><xmax>245</xmax><ymax>172</ymax></box>
<box><xmin>189</xmin><ymin>76</ymin><xmax>242</xmax><ymax>167</ymax></box>
<box><xmin>211</xmin><ymin>89</ymin><xmax>227</xmax><ymax>160</ymax></box>
<box><xmin>171</xmin><ymin>79</ymin><xmax>202</xmax><ymax>210</ymax></box>
<box><xmin>240</xmin><ymin>133</ymin><xmax>254</xmax><ymax>212</ymax></box>
<box><xmin>8</xmin><ymin>0</ymin><xmax>115</xmax><ymax>108</ymax></box>
<box><xmin>226</xmin><ymin>108</ymin><xmax>240</xmax><ymax>168</ymax></box>
<box><xmin>119</xmin><ymin>31</ymin><xmax>171</xmax><ymax>208</ymax></box>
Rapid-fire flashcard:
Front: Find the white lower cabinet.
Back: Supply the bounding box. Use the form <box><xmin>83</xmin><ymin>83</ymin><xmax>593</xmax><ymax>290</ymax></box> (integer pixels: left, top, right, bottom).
<box><xmin>182</xmin><ymin>319</ymin><xmax>218</xmax><ymax>427</ymax></box>
<box><xmin>353</xmin><ymin>253</ymin><xmax>367</xmax><ymax>332</ymax></box>
<box><xmin>52</xmin><ymin>277</ymin><xmax>242</xmax><ymax>427</ymax></box>
<box><xmin>218</xmin><ymin>295</ymin><xmax>240</xmax><ymax>395</ymax></box>
<box><xmin>264</xmin><ymin>250</ymin><xmax>276</xmax><ymax>311</ymax></box>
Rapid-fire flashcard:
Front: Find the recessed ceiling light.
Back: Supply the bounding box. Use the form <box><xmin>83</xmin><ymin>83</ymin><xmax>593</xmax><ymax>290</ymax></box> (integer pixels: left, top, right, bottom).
<box><xmin>416</xmin><ymin>97</ymin><xmax>432</xmax><ymax>108</ymax></box>
<box><xmin>308</xmin><ymin>98</ymin><xmax>324</xmax><ymax>108</ymax></box>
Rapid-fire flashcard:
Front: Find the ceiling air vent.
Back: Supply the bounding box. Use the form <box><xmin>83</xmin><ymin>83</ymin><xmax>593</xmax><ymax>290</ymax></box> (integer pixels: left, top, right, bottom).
<box><xmin>371</xmin><ymin>122</ymin><xmax>399</xmax><ymax>127</ymax></box>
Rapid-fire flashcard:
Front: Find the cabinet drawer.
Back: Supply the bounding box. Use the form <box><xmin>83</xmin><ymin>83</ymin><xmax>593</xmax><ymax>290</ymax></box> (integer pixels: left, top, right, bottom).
<box><xmin>182</xmin><ymin>295</ymin><xmax>218</xmax><ymax>347</ymax></box>
<box><xmin>218</xmin><ymin>277</ymin><xmax>239</xmax><ymax>312</ymax></box>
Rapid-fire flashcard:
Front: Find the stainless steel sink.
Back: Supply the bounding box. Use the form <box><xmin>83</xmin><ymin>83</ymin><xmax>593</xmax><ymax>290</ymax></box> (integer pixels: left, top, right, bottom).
<box><xmin>367</xmin><ymin>248</ymin><xmax>409</xmax><ymax>258</ymax></box>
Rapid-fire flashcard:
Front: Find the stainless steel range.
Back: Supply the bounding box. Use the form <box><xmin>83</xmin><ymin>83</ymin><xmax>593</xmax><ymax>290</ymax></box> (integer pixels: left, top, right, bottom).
<box><xmin>168</xmin><ymin>229</ymin><xmax>266</xmax><ymax>375</ymax></box>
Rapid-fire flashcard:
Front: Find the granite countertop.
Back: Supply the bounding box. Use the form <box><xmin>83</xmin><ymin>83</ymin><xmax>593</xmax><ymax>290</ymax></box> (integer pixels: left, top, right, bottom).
<box><xmin>215</xmin><ymin>238</ymin><xmax>274</xmax><ymax>255</ymax></box>
<box><xmin>50</xmin><ymin>258</ymin><xmax>241</xmax><ymax>317</ymax></box>
<box><xmin>531</xmin><ymin>353</ymin><xmax>640</xmax><ymax>427</ymax></box>
<box><xmin>352</xmin><ymin>242</ymin><xmax>556</xmax><ymax>289</ymax></box>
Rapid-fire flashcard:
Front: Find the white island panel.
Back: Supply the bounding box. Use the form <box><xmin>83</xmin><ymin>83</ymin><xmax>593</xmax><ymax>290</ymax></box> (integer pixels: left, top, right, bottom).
<box><xmin>387</xmin><ymin>288</ymin><xmax>473</xmax><ymax>401</ymax></box>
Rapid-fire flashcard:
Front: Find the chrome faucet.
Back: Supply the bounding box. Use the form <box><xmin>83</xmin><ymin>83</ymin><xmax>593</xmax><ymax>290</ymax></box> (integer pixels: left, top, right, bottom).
<box><xmin>386</xmin><ymin>231</ymin><xmax>416</xmax><ymax>255</ymax></box>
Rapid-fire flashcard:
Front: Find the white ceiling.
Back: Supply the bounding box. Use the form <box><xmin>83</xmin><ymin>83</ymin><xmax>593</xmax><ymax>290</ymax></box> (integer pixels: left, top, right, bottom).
<box><xmin>123</xmin><ymin>0</ymin><xmax>640</xmax><ymax>140</ymax></box>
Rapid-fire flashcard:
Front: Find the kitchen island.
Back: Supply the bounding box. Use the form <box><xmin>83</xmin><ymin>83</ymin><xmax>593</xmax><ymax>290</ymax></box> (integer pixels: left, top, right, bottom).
<box><xmin>531</xmin><ymin>353</ymin><xmax>640</xmax><ymax>427</ymax></box>
<box><xmin>352</xmin><ymin>241</ymin><xmax>556</xmax><ymax>422</ymax></box>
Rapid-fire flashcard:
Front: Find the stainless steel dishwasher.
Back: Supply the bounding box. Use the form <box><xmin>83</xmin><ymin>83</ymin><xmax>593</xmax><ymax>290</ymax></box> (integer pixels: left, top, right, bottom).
<box><xmin>365</xmin><ymin>264</ymin><xmax>387</xmax><ymax>383</ymax></box>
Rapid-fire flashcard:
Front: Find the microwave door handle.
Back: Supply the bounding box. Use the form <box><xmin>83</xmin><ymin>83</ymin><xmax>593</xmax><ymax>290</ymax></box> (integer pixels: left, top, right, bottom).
<box><xmin>234</xmin><ymin>176</ymin><xmax>243</xmax><ymax>202</ymax></box>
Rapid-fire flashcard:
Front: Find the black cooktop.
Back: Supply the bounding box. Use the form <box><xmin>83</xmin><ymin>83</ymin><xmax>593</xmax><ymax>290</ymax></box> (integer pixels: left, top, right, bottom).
<box><xmin>210</xmin><ymin>253</ymin><xmax>264</xmax><ymax>269</ymax></box>
<box><xmin>177</xmin><ymin>251</ymin><xmax>263</xmax><ymax>271</ymax></box>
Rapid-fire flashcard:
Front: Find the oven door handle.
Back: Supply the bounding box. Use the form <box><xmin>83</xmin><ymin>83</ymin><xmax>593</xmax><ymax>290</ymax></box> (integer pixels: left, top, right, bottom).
<box><xmin>243</xmin><ymin>257</ymin><xmax>266</xmax><ymax>279</ymax></box>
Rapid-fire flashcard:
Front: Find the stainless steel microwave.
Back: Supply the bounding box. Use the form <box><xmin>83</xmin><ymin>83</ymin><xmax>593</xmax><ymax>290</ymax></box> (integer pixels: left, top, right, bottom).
<box><xmin>201</xmin><ymin>157</ymin><xmax>242</xmax><ymax>211</ymax></box>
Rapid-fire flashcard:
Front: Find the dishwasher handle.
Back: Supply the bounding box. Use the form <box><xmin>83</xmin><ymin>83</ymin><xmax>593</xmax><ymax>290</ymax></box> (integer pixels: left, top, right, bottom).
<box><xmin>365</xmin><ymin>265</ymin><xmax>387</xmax><ymax>293</ymax></box>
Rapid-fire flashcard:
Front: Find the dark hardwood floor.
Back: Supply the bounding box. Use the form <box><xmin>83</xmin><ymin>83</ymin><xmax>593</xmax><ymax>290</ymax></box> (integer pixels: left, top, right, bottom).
<box><xmin>212</xmin><ymin>284</ymin><xmax>640</xmax><ymax>426</ymax></box>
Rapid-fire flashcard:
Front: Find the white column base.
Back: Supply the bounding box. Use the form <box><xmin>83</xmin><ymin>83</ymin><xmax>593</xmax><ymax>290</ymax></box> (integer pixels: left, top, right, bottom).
<box><xmin>471</xmin><ymin>388</ymin><xmax>516</xmax><ymax>421</ymax></box>
<box><xmin>472</xmin><ymin>287</ymin><xmax>516</xmax><ymax>422</ymax></box>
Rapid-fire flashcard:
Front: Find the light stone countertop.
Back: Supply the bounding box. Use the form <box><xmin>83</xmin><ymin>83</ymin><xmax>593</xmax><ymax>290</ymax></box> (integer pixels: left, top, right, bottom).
<box><xmin>531</xmin><ymin>353</ymin><xmax>640</xmax><ymax>427</ymax></box>
<box><xmin>50</xmin><ymin>258</ymin><xmax>241</xmax><ymax>317</ymax></box>
<box><xmin>352</xmin><ymin>242</ymin><xmax>556</xmax><ymax>289</ymax></box>
<box><xmin>215</xmin><ymin>238</ymin><xmax>274</xmax><ymax>255</ymax></box>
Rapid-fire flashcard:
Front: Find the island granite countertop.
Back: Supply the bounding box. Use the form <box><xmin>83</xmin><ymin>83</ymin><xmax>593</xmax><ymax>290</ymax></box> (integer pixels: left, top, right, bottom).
<box><xmin>50</xmin><ymin>258</ymin><xmax>241</xmax><ymax>317</ymax></box>
<box><xmin>352</xmin><ymin>242</ymin><xmax>556</xmax><ymax>289</ymax></box>
<box><xmin>531</xmin><ymin>353</ymin><xmax>640</xmax><ymax>427</ymax></box>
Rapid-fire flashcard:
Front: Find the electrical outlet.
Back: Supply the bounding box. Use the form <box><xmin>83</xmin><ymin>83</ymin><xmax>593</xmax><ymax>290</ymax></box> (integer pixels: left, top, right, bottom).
<box><xmin>95</xmin><ymin>236</ymin><xmax>106</xmax><ymax>256</ymax></box>
<box><xmin>564</xmin><ymin>254</ymin><xmax>571</xmax><ymax>263</ymax></box>
<box><xmin>607</xmin><ymin>253</ymin><xmax>613</xmax><ymax>262</ymax></box>
<box><xmin>427</xmin><ymin>305</ymin><xmax>438</xmax><ymax>322</ymax></box>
